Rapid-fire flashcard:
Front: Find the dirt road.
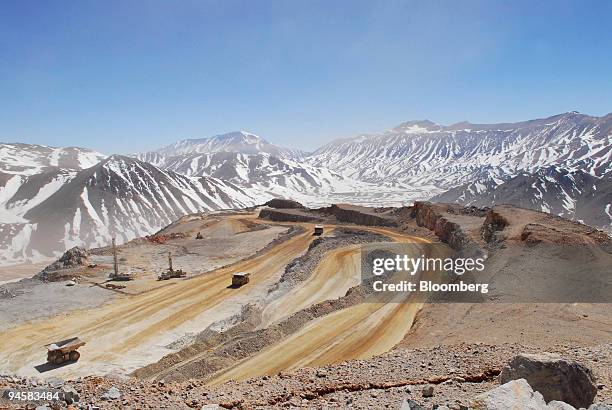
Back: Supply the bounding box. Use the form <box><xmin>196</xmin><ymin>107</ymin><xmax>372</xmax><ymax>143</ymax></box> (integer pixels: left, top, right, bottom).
<box><xmin>0</xmin><ymin>219</ymin><xmax>313</xmax><ymax>378</ymax></box>
<box><xmin>259</xmin><ymin>226</ymin><xmax>431</xmax><ymax>327</ymax></box>
<box><xmin>0</xmin><ymin>215</ymin><xmax>432</xmax><ymax>381</ymax></box>
<box><xmin>208</xmin><ymin>236</ymin><xmax>430</xmax><ymax>385</ymax></box>
<box><xmin>260</xmin><ymin>244</ymin><xmax>363</xmax><ymax>327</ymax></box>
<box><xmin>210</xmin><ymin>299</ymin><xmax>422</xmax><ymax>385</ymax></box>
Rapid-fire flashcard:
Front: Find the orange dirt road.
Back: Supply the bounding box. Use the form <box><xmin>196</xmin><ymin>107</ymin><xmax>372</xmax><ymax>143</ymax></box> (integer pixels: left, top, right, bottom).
<box><xmin>208</xmin><ymin>236</ymin><xmax>430</xmax><ymax>385</ymax></box>
<box><xmin>0</xmin><ymin>217</ymin><xmax>432</xmax><ymax>382</ymax></box>
<box><xmin>0</xmin><ymin>221</ymin><xmax>314</xmax><ymax>378</ymax></box>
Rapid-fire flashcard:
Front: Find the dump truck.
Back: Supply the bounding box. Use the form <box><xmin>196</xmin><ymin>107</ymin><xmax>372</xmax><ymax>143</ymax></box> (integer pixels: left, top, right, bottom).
<box><xmin>314</xmin><ymin>225</ymin><xmax>324</xmax><ymax>236</ymax></box>
<box><xmin>45</xmin><ymin>337</ymin><xmax>85</xmax><ymax>365</ymax></box>
<box><xmin>158</xmin><ymin>252</ymin><xmax>187</xmax><ymax>280</ymax></box>
<box><xmin>231</xmin><ymin>272</ymin><xmax>250</xmax><ymax>287</ymax></box>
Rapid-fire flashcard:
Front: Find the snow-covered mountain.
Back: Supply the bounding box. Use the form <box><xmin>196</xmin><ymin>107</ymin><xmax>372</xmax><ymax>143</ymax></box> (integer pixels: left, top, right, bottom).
<box><xmin>432</xmin><ymin>166</ymin><xmax>612</xmax><ymax>231</ymax></box>
<box><xmin>135</xmin><ymin>131</ymin><xmax>389</xmax><ymax>205</ymax></box>
<box><xmin>0</xmin><ymin>153</ymin><xmax>259</xmax><ymax>263</ymax></box>
<box><xmin>136</xmin><ymin>113</ymin><xmax>611</xmax><ymax>222</ymax></box>
<box><xmin>0</xmin><ymin>143</ymin><xmax>106</xmax><ymax>175</ymax></box>
<box><xmin>0</xmin><ymin>143</ymin><xmax>107</xmax><ymax>226</ymax></box>
<box><xmin>308</xmin><ymin>112</ymin><xmax>612</xmax><ymax>196</ymax></box>
<box><xmin>148</xmin><ymin>131</ymin><xmax>305</xmax><ymax>160</ymax></box>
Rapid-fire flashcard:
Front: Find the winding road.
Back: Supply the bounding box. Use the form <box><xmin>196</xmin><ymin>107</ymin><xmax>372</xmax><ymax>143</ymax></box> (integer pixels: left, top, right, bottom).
<box><xmin>0</xmin><ymin>212</ymin><xmax>434</xmax><ymax>382</ymax></box>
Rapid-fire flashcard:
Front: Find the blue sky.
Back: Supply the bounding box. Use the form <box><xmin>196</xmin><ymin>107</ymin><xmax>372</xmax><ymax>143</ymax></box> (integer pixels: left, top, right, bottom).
<box><xmin>1</xmin><ymin>0</ymin><xmax>611</xmax><ymax>154</ymax></box>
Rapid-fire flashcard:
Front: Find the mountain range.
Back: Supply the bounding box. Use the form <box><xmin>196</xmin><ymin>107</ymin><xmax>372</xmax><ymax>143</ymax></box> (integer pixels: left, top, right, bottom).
<box><xmin>134</xmin><ymin>131</ymin><xmax>376</xmax><ymax>205</ymax></box>
<box><xmin>0</xmin><ymin>149</ymin><xmax>257</xmax><ymax>263</ymax></box>
<box><xmin>308</xmin><ymin>112</ymin><xmax>611</xmax><ymax>186</ymax></box>
<box><xmin>1</xmin><ymin>111</ymin><xmax>610</xmax><ymax>263</ymax></box>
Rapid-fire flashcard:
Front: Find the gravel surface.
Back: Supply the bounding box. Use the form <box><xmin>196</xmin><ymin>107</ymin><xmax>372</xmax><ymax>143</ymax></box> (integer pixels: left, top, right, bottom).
<box><xmin>0</xmin><ymin>278</ymin><xmax>114</xmax><ymax>332</ymax></box>
<box><xmin>1</xmin><ymin>343</ymin><xmax>609</xmax><ymax>409</ymax></box>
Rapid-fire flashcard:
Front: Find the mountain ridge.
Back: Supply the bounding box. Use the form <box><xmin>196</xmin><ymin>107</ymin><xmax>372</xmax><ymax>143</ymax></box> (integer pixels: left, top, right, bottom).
<box><xmin>2</xmin><ymin>111</ymin><xmax>611</xmax><ymax>263</ymax></box>
<box><xmin>151</xmin><ymin>131</ymin><xmax>305</xmax><ymax>160</ymax></box>
<box><xmin>0</xmin><ymin>155</ymin><xmax>260</xmax><ymax>263</ymax></box>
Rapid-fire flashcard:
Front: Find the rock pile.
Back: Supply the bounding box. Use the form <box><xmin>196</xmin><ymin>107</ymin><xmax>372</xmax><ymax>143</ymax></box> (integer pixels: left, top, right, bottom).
<box><xmin>36</xmin><ymin>247</ymin><xmax>89</xmax><ymax>281</ymax></box>
<box><xmin>0</xmin><ymin>343</ymin><xmax>609</xmax><ymax>409</ymax></box>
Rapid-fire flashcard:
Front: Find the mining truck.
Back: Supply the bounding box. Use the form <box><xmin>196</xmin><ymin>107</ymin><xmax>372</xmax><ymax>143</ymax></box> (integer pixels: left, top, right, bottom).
<box><xmin>314</xmin><ymin>225</ymin><xmax>324</xmax><ymax>236</ymax></box>
<box><xmin>158</xmin><ymin>252</ymin><xmax>187</xmax><ymax>280</ymax></box>
<box><xmin>231</xmin><ymin>272</ymin><xmax>250</xmax><ymax>287</ymax></box>
<box><xmin>45</xmin><ymin>337</ymin><xmax>85</xmax><ymax>365</ymax></box>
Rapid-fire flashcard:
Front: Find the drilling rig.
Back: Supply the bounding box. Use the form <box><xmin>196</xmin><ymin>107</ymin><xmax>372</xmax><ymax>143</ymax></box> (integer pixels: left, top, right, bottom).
<box><xmin>158</xmin><ymin>252</ymin><xmax>186</xmax><ymax>280</ymax></box>
<box><xmin>109</xmin><ymin>236</ymin><xmax>133</xmax><ymax>281</ymax></box>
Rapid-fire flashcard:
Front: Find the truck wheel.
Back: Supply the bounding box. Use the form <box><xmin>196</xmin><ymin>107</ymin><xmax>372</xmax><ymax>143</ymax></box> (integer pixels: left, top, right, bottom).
<box><xmin>55</xmin><ymin>355</ymin><xmax>64</xmax><ymax>365</ymax></box>
<box><xmin>69</xmin><ymin>351</ymin><xmax>80</xmax><ymax>361</ymax></box>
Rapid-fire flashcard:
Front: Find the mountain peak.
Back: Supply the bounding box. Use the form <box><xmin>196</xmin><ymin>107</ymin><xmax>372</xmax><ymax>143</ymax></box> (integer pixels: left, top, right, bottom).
<box><xmin>211</xmin><ymin>130</ymin><xmax>265</xmax><ymax>143</ymax></box>
<box><xmin>101</xmin><ymin>154</ymin><xmax>137</xmax><ymax>165</ymax></box>
<box><xmin>154</xmin><ymin>131</ymin><xmax>301</xmax><ymax>159</ymax></box>
<box><xmin>390</xmin><ymin>120</ymin><xmax>442</xmax><ymax>134</ymax></box>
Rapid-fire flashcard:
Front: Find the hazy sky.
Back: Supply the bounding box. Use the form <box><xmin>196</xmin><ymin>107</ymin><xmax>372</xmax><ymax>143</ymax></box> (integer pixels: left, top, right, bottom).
<box><xmin>1</xmin><ymin>0</ymin><xmax>611</xmax><ymax>154</ymax></box>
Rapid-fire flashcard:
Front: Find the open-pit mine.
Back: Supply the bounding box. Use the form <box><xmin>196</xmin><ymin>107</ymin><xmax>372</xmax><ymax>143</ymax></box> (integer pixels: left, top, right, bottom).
<box><xmin>1</xmin><ymin>200</ymin><xmax>611</xmax><ymax>409</ymax></box>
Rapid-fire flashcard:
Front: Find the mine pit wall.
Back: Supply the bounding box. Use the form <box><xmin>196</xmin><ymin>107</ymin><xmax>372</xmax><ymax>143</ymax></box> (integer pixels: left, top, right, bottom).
<box><xmin>317</xmin><ymin>205</ymin><xmax>397</xmax><ymax>227</ymax></box>
<box><xmin>258</xmin><ymin>208</ymin><xmax>322</xmax><ymax>223</ymax></box>
<box><xmin>409</xmin><ymin>202</ymin><xmax>483</xmax><ymax>257</ymax></box>
<box><xmin>259</xmin><ymin>203</ymin><xmax>397</xmax><ymax>227</ymax></box>
<box><xmin>271</xmin><ymin>228</ymin><xmax>391</xmax><ymax>292</ymax></box>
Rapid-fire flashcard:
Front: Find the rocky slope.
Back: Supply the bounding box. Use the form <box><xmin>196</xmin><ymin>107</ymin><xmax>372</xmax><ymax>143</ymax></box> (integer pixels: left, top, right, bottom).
<box><xmin>1</xmin><ymin>343</ymin><xmax>609</xmax><ymax>409</ymax></box>
<box><xmin>432</xmin><ymin>166</ymin><xmax>612</xmax><ymax>231</ymax></box>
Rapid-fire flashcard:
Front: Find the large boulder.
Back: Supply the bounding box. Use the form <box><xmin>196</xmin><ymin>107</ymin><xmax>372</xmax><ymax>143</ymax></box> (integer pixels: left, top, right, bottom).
<box><xmin>471</xmin><ymin>378</ymin><xmax>548</xmax><ymax>409</ymax></box>
<box><xmin>499</xmin><ymin>353</ymin><xmax>597</xmax><ymax>408</ymax></box>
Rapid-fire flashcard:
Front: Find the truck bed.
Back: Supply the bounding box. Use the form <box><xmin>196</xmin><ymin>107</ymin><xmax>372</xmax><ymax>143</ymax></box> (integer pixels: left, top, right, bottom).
<box><xmin>45</xmin><ymin>337</ymin><xmax>85</xmax><ymax>353</ymax></box>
